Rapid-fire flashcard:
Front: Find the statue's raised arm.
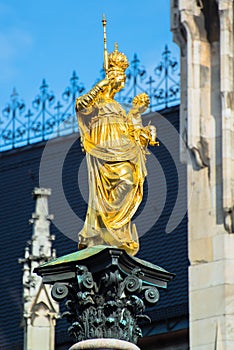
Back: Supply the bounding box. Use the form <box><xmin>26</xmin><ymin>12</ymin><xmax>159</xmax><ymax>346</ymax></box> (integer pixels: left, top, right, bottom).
<box><xmin>76</xmin><ymin>78</ymin><xmax>109</xmax><ymax>111</ymax></box>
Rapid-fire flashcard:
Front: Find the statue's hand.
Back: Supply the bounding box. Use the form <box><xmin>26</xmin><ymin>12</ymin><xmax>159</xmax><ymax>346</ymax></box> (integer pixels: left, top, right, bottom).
<box><xmin>149</xmin><ymin>140</ymin><xmax>160</xmax><ymax>146</ymax></box>
<box><xmin>146</xmin><ymin>125</ymin><xmax>159</xmax><ymax>146</ymax></box>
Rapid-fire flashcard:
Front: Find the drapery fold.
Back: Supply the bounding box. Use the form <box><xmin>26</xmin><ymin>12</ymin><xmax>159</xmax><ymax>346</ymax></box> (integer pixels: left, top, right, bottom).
<box><xmin>77</xmin><ymin>101</ymin><xmax>148</xmax><ymax>255</ymax></box>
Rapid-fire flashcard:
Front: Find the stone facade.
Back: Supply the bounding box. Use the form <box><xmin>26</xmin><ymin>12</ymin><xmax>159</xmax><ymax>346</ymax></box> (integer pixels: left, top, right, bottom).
<box><xmin>171</xmin><ymin>0</ymin><xmax>234</xmax><ymax>349</ymax></box>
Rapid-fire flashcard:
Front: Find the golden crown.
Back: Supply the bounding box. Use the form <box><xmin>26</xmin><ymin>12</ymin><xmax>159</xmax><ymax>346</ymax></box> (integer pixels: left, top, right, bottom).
<box><xmin>108</xmin><ymin>43</ymin><xmax>129</xmax><ymax>72</ymax></box>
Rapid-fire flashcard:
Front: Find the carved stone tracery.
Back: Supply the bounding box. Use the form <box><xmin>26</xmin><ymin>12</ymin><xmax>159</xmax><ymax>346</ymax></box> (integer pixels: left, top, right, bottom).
<box><xmin>171</xmin><ymin>0</ymin><xmax>234</xmax><ymax>233</ymax></box>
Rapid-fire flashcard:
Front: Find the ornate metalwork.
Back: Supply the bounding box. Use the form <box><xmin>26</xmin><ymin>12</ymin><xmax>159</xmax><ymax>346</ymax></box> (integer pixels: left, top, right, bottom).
<box><xmin>0</xmin><ymin>72</ymin><xmax>84</xmax><ymax>151</ymax></box>
<box><xmin>0</xmin><ymin>47</ymin><xmax>179</xmax><ymax>152</ymax></box>
<box><xmin>35</xmin><ymin>246</ymin><xmax>174</xmax><ymax>345</ymax></box>
<box><xmin>117</xmin><ymin>46</ymin><xmax>180</xmax><ymax>110</ymax></box>
<box><xmin>118</xmin><ymin>53</ymin><xmax>147</xmax><ymax>107</ymax></box>
<box><xmin>61</xmin><ymin>71</ymin><xmax>85</xmax><ymax>135</ymax></box>
<box><xmin>150</xmin><ymin>45</ymin><xmax>180</xmax><ymax>110</ymax></box>
<box><xmin>51</xmin><ymin>265</ymin><xmax>159</xmax><ymax>344</ymax></box>
<box><xmin>1</xmin><ymin>88</ymin><xmax>26</xmax><ymax>149</ymax></box>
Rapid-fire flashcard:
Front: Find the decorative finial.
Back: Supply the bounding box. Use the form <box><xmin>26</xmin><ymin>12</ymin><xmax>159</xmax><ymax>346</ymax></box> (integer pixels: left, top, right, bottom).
<box><xmin>114</xmin><ymin>42</ymin><xmax>119</xmax><ymax>52</ymax></box>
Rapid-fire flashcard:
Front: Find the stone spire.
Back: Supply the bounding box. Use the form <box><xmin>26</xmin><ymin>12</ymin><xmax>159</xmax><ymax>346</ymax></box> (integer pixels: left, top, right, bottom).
<box><xmin>19</xmin><ymin>188</ymin><xmax>59</xmax><ymax>350</ymax></box>
<box><xmin>30</xmin><ymin>188</ymin><xmax>55</xmax><ymax>258</ymax></box>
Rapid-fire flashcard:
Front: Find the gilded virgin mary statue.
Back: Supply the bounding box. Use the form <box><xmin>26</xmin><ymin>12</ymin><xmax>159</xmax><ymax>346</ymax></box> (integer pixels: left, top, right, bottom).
<box><xmin>76</xmin><ymin>20</ymin><xmax>158</xmax><ymax>256</ymax></box>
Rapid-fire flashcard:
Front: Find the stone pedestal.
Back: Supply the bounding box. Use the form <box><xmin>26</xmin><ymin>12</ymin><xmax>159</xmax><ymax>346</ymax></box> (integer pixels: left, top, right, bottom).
<box><xmin>70</xmin><ymin>338</ymin><xmax>140</xmax><ymax>350</ymax></box>
<box><xmin>35</xmin><ymin>245</ymin><xmax>174</xmax><ymax>347</ymax></box>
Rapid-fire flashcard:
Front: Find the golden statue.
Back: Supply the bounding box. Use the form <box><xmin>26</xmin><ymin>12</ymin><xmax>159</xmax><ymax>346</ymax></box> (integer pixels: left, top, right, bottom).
<box><xmin>75</xmin><ymin>17</ymin><xmax>158</xmax><ymax>256</ymax></box>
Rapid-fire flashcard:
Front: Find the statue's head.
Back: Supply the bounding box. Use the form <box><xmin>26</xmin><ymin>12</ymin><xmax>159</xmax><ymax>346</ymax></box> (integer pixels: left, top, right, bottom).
<box><xmin>132</xmin><ymin>93</ymin><xmax>150</xmax><ymax>113</ymax></box>
<box><xmin>106</xmin><ymin>43</ymin><xmax>129</xmax><ymax>95</ymax></box>
<box><xmin>108</xmin><ymin>43</ymin><xmax>129</xmax><ymax>72</ymax></box>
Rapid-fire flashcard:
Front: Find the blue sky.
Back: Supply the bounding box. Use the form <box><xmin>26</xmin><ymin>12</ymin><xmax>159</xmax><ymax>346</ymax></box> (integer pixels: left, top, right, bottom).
<box><xmin>0</xmin><ymin>0</ymin><xmax>179</xmax><ymax>109</ymax></box>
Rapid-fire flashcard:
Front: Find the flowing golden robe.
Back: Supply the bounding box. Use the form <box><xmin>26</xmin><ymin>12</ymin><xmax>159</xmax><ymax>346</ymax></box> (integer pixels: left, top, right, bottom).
<box><xmin>77</xmin><ymin>99</ymin><xmax>148</xmax><ymax>256</ymax></box>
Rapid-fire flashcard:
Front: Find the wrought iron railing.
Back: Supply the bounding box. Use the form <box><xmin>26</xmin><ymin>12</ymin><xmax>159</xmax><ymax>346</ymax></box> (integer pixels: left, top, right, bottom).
<box><xmin>0</xmin><ymin>46</ymin><xmax>179</xmax><ymax>152</ymax></box>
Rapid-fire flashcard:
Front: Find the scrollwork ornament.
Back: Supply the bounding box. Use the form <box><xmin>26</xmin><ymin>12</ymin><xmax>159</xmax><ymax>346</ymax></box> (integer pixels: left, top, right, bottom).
<box><xmin>83</xmin><ymin>272</ymin><xmax>94</xmax><ymax>289</ymax></box>
<box><xmin>77</xmin><ymin>291</ymin><xmax>94</xmax><ymax>306</ymax></box>
<box><xmin>124</xmin><ymin>275</ymin><xmax>142</xmax><ymax>294</ymax></box>
<box><xmin>76</xmin><ymin>265</ymin><xmax>95</xmax><ymax>290</ymax></box>
<box><xmin>144</xmin><ymin>286</ymin><xmax>160</xmax><ymax>304</ymax></box>
<box><xmin>51</xmin><ymin>283</ymin><xmax>69</xmax><ymax>301</ymax></box>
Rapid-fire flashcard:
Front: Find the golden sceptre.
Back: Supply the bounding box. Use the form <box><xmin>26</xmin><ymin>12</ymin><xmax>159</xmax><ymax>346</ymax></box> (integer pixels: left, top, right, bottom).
<box><xmin>102</xmin><ymin>14</ymin><xmax>108</xmax><ymax>72</ymax></box>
